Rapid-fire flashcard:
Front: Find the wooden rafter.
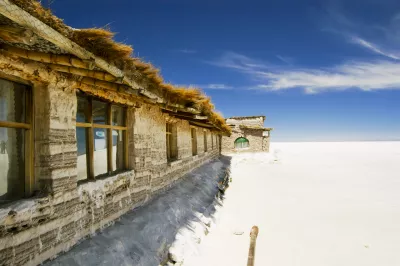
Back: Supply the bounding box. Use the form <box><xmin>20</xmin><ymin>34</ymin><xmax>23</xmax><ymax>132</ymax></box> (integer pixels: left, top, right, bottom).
<box><xmin>0</xmin><ymin>44</ymin><xmax>95</xmax><ymax>69</ymax></box>
<box><xmin>0</xmin><ymin>25</ymin><xmax>37</xmax><ymax>45</ymax></box>
<box><xmin>79</xmin><ymin>77</ymin><xmax>133</xmax><ymax>93</ymax></box>
<box><xmin>189</xmin><ymin>121</ymin><xmax>214</xmax><ymax>129</ymax></box>
<box><xmin>48</xmin><ymin>64</ymin><xmax>121</xmax><ymax>83</ymax></box>
<box><xmin>161</xmin><ymin>109</ymin><xmax>208</xmax><ymax>120</ymax></box>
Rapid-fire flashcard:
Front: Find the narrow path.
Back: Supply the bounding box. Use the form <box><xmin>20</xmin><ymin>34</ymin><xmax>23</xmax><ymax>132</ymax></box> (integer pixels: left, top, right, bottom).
<box><xmin>45</xmin><ymin>159</ymin><xmax>226</xmax><ymax>266</ymax></box>
<box><xmin>185</xmin><ymin>142</ymin><xmax>400</xmax><ymax>266</ymax></box>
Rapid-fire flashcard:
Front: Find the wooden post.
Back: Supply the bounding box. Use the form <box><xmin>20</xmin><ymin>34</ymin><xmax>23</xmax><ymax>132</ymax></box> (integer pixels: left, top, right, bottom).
<box><xmin>247</xmin><ymin>226</ymin><xmax>259</xmax><ymax>266</ymax></box>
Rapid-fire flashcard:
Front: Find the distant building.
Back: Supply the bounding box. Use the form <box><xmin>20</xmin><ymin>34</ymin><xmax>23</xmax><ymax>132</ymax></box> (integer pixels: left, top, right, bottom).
<box><xmin>222</xmin><ymin>116</ymin><xmax>272</xmax><ymax>153</ymax></box>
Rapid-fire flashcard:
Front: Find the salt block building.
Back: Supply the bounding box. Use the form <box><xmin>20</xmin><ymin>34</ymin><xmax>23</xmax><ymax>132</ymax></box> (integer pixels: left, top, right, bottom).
<box><xmin>221</xmin><ymin>116</ymin><xmax>272</xmax><ymax>153</ymax></box>
<box><xmin>0</xmin><ymin>1</ymin><xmax>231</xmax><ymax>265</ymax></box>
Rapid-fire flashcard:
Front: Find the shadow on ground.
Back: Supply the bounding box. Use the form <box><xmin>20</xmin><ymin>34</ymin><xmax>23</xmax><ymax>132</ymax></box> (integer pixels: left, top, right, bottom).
<box><xmin>45</xmin><ymin>155</ymin><xmax>232</xmax><ymax>266</ymax></box>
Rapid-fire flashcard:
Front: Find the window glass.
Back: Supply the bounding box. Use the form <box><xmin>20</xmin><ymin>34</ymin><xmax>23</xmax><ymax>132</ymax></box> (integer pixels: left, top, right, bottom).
<box><xmin>93</xmin><ymin>128</ymin><xmax>108</xmax><ymax>176</ymax></box>
<box><xmin>112</xmin><ymin>105</ymin><xmax>124</xmax><ymax>126</ymax></box>
<box><xmin>92</xmin><ymin>100</ymin><xmax>108</xmax><ymax>124</ymax></box>
<box><xmin>0</xmin><ymin>128</ymin><xmax>25</xmax><ymax>203</ymax></box>
<box><xmin>76</xmin><ymin>94</ymin><xmax>127</xmax><ymax>180</ymax></box>
<box><xmin>0</xmin><ymin>78</ymin><xmax>26</xmax><ymax>123</ymax></box>
<box><xmin>112</xmin><ymin>129</ymin><xmax>125</xmax><ymax>172</ymax></box>
<box><xmin>76</xmin><ymin>127</ymin><xmax>87</xmax><ymax>181</ymax></box>
<box><xmin>77</xmin><ymin>96</ymin><xmax>89</xmax><ymax>123</ymax></box>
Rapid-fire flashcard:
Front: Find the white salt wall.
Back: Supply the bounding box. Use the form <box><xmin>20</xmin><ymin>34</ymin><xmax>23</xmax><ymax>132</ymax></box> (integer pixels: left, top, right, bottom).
<box><xmin>44</xmin><ymin>158</ymin><xmax>225</xmax><ymax>266</ymax></box>
<box><xmin>185</xmin><ymin>142</ymin><xmax>400</xmax><ymax>266</ymax></box>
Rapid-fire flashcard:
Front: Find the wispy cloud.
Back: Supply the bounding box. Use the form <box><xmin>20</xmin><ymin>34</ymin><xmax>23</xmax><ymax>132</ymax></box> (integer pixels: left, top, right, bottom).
<box><xmin>276</xmin><ymin>55</ymin><xmax>294</xmax><ymax>65</ymax></box>
<box><xmin>175</xmin><ymin>49</ymin><xmax>197</xmax><ymax>54</ymax></box>
<box><xmin>257</xmin><ymin>60</ymin><xmax>400</xmax><ymax>93</ymax></box>
<box><xmin>208</xmin><ymin>51</ymin><xmax>270</xmax><ymax>72</ymax></box>
<box><xmin>206</xmin><ymin>11</ymin><xmax>400</xmax><ymax>94</ymax></box>
<box><xmin>182</xmin><ymin>83</ymin><xmax>233</xmax><ymax>90</ymax></box>
<box><xmin>210</xmin><ymin>51</ymin><xmax>400</xmax><ymax>93</ymax></box>
<box><xmin>349</xmin><ymin>36</ymin><xmax>400</xmax><ymax>60</ymax></box>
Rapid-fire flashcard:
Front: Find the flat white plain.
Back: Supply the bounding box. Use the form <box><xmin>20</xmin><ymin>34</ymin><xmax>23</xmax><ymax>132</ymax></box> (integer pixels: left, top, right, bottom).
<box><xmin>184</xmin><ymin>142</ymin><xmax>400</xmax><ymax>266</ymax></box>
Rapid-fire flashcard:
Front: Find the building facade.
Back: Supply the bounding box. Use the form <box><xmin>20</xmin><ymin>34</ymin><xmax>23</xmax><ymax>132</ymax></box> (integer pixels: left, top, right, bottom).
<box><xmin>0</xmin><ymin>1</ymin><xmax>229</xmax><ymax>265</ymax></box>
<box><xmin>221</xmin><ymin>116</ymin><xmax>272</xmax><ymax>153</ymax></box>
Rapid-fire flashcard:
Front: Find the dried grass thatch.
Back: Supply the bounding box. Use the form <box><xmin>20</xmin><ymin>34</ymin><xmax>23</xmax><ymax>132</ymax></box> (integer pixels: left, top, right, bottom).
<box><xmin>9</xmin><ymin>0</ymin><xmax>231</xmax><ymax>134</ymax></box>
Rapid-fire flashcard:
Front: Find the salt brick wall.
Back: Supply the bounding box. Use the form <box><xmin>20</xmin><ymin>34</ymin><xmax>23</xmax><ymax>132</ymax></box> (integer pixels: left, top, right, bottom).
<box><xmin>222</xmin><ymin>128</ymin><xmax>270</xmax><ymax>154</ymax></box>
<box><xmin>0</xmin><ymin>83</ymin><xmax>220</xmax><ymax>266</ymax></box>
<box><xmin>225</xmin><ymin>117</ymin><xmax>264</xmax><ymax>127</ymax></box>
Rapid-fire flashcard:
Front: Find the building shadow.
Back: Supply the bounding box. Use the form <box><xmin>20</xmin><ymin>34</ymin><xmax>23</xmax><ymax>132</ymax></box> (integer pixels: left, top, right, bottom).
<box><xmin>45</xmin><ymin>155</ymin><xmax>232</xmax><ymax>266</ymax></box>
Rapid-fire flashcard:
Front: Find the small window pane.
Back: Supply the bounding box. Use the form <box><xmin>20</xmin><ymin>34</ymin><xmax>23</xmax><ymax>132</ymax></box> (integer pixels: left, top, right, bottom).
<box><xmin>77</xmin><ymin>96</ymin><xmax>89</xmax><ymax>123</ymax></box>
<box><xmin>0</xmin><ymin>128</ymin><xmax>25</xmax><ymax>204</ymax></box>
<box><xmin>112</xmin><ymin>105</ymin><xmax>124</xmax><ymax>126</ymax></box>
<box><xmin>93</xmin><ymin>128</ymin><xmax>108</xmax><ymax>176</ymax></box>
<box><xmin>0</xmin><ymin>78</ymin><xmax>26</xmax><ymax>123</ymax></box>
<box><xmin>76</xmin><ymin>127</ymin><xmax>87</xmax><ymax>181</ymax></box>
<box><xmin>112</xmin><ymin>129</ymin><xmax>125</xmax><ymax>172</ymax></box>
<box><xmin>92</xmin><ymin>100</ymin><xmax>108</xmax><ymax>125</ymax></box>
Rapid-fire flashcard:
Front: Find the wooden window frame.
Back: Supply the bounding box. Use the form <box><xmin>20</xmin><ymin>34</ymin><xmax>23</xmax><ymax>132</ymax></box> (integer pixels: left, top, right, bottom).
<box><xmin>76</xmin><ymin>95</ymin><xmax>128</xmax><ymax>180</ymax></box>
<box><xmin>166</xmin><ymin>122</ymin><xmax>178</xmax><ymax>162</ymax></box>
<box><xmin>211</xmin><ymin>132</ymin><xmax>214</xmax><ymax>149</ymax></box>
<box><xmin>0</xmin><ymin>75</ymin><xmax>34</xmax><ymax>197</ymax></box>
<box><xmin>191</xmin><ymin>127</ymin><xmax>197</xmax><ymax>156</ymax></box>
<box><xmin>204</xmin><ymin>130</ymin><xmax>208</xmax><ymax>152</ymax></box>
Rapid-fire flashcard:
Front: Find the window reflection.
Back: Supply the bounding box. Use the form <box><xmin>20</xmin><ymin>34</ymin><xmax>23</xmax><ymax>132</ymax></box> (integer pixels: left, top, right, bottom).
<box><xmin>0</xmin><ymin>78</ymin><xmax>28</xmax><ymax>204</ymax></box>
<box><xmin>76</xmin><ymin>127</ymin><xmax>87</xmax><ymax>181</ymax></box>
<box><xmin>93</xmin><ymin>128</ymin><xmax>108</xmax><ymax>176</ymax></box>
<box><xmin>92</xmin><ymin>100</ymin><xmax>108</xmax><ymax>124</ymax></box>
<box><xmin>112</xmin><ymin>129</ymin><xmax>124</xmax><ymax>172</ymax></box>
<box><xmin>112</xmin><ymin>105</ymin><xmax>124</xmax><ymax>126</ymax></box>
<box><xmin>76</xmin><ymin>96</ymin><xmax>89</xmax><ymax>123</ymax></box>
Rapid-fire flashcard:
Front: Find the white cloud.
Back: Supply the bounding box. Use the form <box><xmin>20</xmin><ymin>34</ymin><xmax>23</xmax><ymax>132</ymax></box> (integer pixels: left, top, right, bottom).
<box><xmin>276</xmin><ymin>55</ymin><xmax>294</xmax><ymax>65</ymax></box>
<box><xmin>350</xmin><ymin>36</ymin><xmax>400</xmax><ymax>60</ymax></box>
<box><xmin>175</xmin><ymin>49</ymin><xmax>197</xmax><ymax>54</ymax></box>
<box><xmin>184</xmin><ymin>83</ymin><xmax>233</xmax><ymax>90</ymax></box>
<box><xmin>257</xmin><ymin>60</ymin><xmax>400</xmax><ymax>93</ymax></box>
<box><xmin>208</xmin><ymin>51</ymin><xmax>270</xmax><ymax>72</ymax></box>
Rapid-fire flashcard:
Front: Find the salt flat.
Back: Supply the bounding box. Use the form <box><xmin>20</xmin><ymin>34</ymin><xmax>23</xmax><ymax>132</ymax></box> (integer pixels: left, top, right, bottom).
<box><xmin>184</xmin><ymin>142</ymin><xmax>400</xmax><ymax>266</ymax></box>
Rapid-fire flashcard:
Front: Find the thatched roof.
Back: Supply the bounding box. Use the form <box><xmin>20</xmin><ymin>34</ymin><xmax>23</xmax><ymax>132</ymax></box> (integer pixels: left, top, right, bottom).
<box><xmin>227</xmin><ymin>115</ymin><xmax>266</xmax><ymax>121</ymax></box>
<box><xmin>239</xmin><ymin>125</ymin><xmax>273</xmax><ymax>131</ymax></box>
<box><xmin>4</xmin><ymin>0</ymin><xmax>231</xmax><ymax>134</ymax></box>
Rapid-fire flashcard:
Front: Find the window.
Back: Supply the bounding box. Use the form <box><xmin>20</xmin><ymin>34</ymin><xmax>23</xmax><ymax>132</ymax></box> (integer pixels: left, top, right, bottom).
<box><xmin>191</xmin><ymin>128</ymin><xmax>197</xmax><ymax>156</ymax></box>
<box><xmin>211</xmin><ymin>133</ymin><xmax>214</xmax><ymax>149</ymax></box>
<box><xmin>166</xmin><ymin>123</ymin><xmax>178</xmax><ymax>161</ymax></box>
<box><xmin>0</xmin><ymin>77</ymin><xmax>32</xmax><ymax>204</ymax></box>
<box><xmin>204</xmin><ymin>130</ymin><xmax>208</xmax><ymax>152</ymax></box>
<box><xmin>76</xmin><ymin>94</ymin><xmax>127</xmax><ymax>181</ymax></box>
<box><xmin>235</xmin><ymin>137</ymin><xmax>250</xmax><ymax>149</ymax></box>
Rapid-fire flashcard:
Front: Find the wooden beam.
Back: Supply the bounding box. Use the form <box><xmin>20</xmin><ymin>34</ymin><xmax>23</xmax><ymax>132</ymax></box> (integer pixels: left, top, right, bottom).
<box><xmin>1</xmin><ymin>44</ymin><xmax>95</xmax><ymax>69</ymax></box>
<box><xmin>48</xmin><ymin>64</ymin><xmax>120</xmax><ymax>83</ymax></box>
<box><xmin>123</xmin><ymin>107</ymin><xmax>129</xmax><ymax>170</ymax></box>
<box><xmin>79</xmin><ymin>77</ymin><xmax>134</xmax><ymax>93</ymax></box>
<box><xmin>247</xmin><ymin>226</ymin><xmax>259</xmax><ymax>266</ymax></box>
<box><xmin>189</xmin><ymin>121</ymin><xmax>214</xmax><ymax>129</ymax></box>
<box><xmin>162</xmin><ymin>109</ymin><xmax>208</xmax><ymax>120</ymax></box>
<box><xmin>0</xmin><ymin>120</ymin><xmax>31</xmax><ymax>129</ymax></box>
<box><xmin>86</xmin><ymin>98</ymin><xmax>95</xmax><ymax>180</ymax></box>
<box><xmin>107</xmin><ymin>104</ymin><xmax>113</xmax><ymax>173</ymax></box>
<box><xmin>0</xmin><ymin>25</ymin><xmax>37</xmax><ymax>45</ymax></box>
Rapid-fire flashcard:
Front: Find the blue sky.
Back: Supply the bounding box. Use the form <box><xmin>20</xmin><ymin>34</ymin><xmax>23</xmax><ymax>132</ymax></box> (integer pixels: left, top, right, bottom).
<box><xmin>50</xmin><ymin>0</ymin><xmax>400</xmax><ymax>141</ymax></box>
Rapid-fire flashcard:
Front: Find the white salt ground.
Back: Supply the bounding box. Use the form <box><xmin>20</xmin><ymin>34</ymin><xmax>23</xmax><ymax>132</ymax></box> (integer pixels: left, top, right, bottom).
<box><xmin>184</xmin><ymin>141</ymin><xmax>400</xmax><ymax>266</ymax></box>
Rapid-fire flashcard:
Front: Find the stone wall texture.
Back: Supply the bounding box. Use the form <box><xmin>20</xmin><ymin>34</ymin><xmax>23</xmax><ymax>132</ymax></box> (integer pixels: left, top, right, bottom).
<box><xmin>0</xmin><ymin>55</ymin><xmax>221</xmax><ymax>266</ymax></box>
